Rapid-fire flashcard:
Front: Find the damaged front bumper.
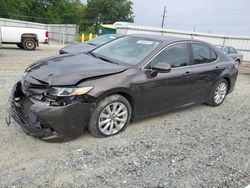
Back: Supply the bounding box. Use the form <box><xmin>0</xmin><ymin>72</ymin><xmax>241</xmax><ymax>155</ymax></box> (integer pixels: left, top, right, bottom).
<box><xmin>9</xmin><ymin>82</ymin><xmax>95</xmax><ymax>142</ymax></box>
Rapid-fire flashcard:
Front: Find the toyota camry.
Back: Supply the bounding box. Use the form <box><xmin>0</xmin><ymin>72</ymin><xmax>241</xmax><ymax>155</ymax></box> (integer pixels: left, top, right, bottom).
<box><xmin>9</xmin><ymin>34</ymin><xmax>238</xmax><ymax>142</ymax></box>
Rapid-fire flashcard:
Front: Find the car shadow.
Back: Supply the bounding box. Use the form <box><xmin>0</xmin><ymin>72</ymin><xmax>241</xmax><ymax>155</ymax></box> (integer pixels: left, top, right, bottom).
<box><xmin>0</xmin><ymin>46</ymin><xmax>23</xmax><ymax>50</ymax></box>
<box><xmin>130</xmin><ymin>103</ymin><xmax>204</xmax><ymax>126</ymax></box>
<box><xmin>0</xmin><ymin>47</ymin><xmax>42</xmax><ymax>51</ymax></box>
<box><xmin>80</xmin><ymin>103</ymin><xmax>206</xmax><ymax>141</ymax></box>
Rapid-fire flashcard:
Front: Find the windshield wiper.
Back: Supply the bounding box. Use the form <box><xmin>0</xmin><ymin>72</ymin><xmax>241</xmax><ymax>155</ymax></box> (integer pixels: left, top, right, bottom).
<box><xmin>98</xmin><ymin>56</ymin><xmax>119</xmax><ymax>65</ymax></box>
<box><xmin>87</xmin><ymin>42</ymin><xmax>97</xmax><ymax>46</ymax></box>
<box><xmin>87</xmin><ymin>52</ymin><xmax>119</xmax><ymax>65</ymax></box>
<box><xmin>87</xmin><ymin>51</ymin><xmax>98</xmax><ymax>58</ymax></box>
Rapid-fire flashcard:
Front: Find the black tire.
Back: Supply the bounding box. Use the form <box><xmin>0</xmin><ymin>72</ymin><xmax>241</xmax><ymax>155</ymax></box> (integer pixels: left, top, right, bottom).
<box><xmin>16</xmin><ymin>43</ymin><xmax>24</xmax><ymax>49</ymax></box>
<box><xmin>207</xmin><ymin>79</ymin><xmax>228</xmax><ymax>107</ymax></box>
<box><xmin>88</xmin><ymin>94</ymin><xmax>132</xmax><ymax>138</ymax></box>
<box><xmin>22</xmin><ymin>38</ymin><xmax>36</xmax><ymax>50</ymax></box>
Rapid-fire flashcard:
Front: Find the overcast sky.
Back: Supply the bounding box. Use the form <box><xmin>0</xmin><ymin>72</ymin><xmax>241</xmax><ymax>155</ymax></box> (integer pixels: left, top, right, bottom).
<box><xmin>83</xmin><ymin>0</ymin><xmax>250</xmax><ymax>36</ymax></box>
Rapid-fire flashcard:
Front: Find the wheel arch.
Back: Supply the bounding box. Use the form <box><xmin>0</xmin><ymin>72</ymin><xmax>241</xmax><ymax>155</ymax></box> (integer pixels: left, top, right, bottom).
<box><xmin>223</xmin><ymin>76</ymin><xmax>231</xmax><ymax>93</ymax></box>
<box><xmin>95</xmin><ymin>88</ymin><xmax>136</xmax><ymax>117</ymax></box>
<box><xmin>21</xmin><ymin>33</ymin><xmax>39</xmax><ymax>43</ymax></box>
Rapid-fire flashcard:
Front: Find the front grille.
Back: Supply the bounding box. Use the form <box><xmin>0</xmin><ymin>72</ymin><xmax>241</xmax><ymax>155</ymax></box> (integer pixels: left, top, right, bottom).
<box><xmin>10</xmin><ymin>97</ymin><xmax>38</xmax><ymax>126</ymax></box>
<box><xmin>10</xmin><ymin>101</ymin><xmax>25</xmax><ymax>125</ymax></box>
<box><xmin>9</xmin><ymin>81</ymin><xmax>54</xmax><ymax>138</ymax></box>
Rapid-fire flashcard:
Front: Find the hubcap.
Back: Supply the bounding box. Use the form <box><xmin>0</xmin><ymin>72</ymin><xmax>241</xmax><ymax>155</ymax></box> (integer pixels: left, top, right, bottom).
<box><xmin>98</xmin><ymin>102</ymin><xmax>128</xmax><ymax>135</ymax></box>
<box><xmin>27</xmin><ymin>41</ymin><xmax>34</xmax><ymax>49</ymax></box>
<box><xmin>214</xmin><ymin>82</ymin><xmax>227</xmax><ymax>104</ymax></box>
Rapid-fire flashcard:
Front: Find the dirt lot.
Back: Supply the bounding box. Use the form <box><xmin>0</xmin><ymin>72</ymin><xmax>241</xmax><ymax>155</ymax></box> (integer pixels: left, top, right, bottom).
<box><xmin>0</xmin><ymin>43</ymin><xmax>250</xmax><ymax>188</ymax></box>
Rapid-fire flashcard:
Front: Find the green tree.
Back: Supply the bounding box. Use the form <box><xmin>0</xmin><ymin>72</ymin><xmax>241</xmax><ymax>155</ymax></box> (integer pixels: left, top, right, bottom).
<box><xmin>0</xmin><ymin>0</ymin><xmax>34</xmax><ymax>20</ymax></box>
<box><xmin>0</xmin><ymin>0</ymin><xmax>86</xmax><ymax>25</ymax></box>
<box><xmin>0</xmin><ymin>0</ymin><xmax>134</xmax><ymax>33</ymax></box>
<box><xmin>85</xmin><ymin>0</ymin><xmax>134</xmax><ymax>28</ymax></box>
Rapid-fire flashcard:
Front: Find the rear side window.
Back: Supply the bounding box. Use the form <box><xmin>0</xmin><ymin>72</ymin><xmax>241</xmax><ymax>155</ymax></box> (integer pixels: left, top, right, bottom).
<box><xmin>148</xmin><ymin>43</ymin><xmax>189</xmax><ymax>68</ymax></box>
<box><xmin>191</xmin><ymin>43</ymin><xmax>218</xmax><ymax>65</ymax></box>
<box><xmin>229</xmin><ymin>47</ymin><xmax>237</xmax><ymax>54</ymax></box>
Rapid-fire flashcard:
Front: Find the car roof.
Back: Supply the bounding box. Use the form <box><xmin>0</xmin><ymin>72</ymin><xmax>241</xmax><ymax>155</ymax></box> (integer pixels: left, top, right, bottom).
<box><xmin>129</xmin><ymin>34</ymin><xmax>213</xmax><ymax>46</ymax></box>
<box><xmin>128</xmin><ymin>34</ymin><xmax>207</xmax><ymax>45</ymax></box>
<box><xmin>216</xmin><ymin>45</ymin><xmax>235</xmax><ymax>48</ymax></box>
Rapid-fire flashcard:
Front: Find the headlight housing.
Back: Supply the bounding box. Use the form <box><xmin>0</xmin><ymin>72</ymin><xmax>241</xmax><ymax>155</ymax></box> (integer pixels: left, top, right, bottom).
<box><xmin>46</xmin><ymin>86</ymin><xmax>93</xmax><ymax>97</ymax></box>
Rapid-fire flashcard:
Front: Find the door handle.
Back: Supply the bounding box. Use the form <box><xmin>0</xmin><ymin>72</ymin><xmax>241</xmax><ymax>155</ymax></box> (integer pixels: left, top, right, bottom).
<box><xmin>215</xmin><ymin>66</ymin><xmax>221</xmax><ymax>69</ymax></box>
<box><xmin>183</xmin><ymin>71</ymin><xmax>192</xmax><ymax>76</ymax></box>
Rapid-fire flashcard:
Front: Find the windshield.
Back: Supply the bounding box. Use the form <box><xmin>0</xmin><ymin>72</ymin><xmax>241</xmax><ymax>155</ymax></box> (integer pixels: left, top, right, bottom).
<box><xmin>92</xmin><ymin>36</ymin><xmax>161</xmax><ymax>65</ymax></box>
<box><xmin>88</xmin><ymin>35</ymin><xmax>119</xmax><ymax>46</ymax></box>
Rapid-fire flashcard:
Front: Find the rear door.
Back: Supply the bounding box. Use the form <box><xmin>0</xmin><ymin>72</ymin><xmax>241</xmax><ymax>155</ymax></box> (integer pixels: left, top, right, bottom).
<box><xmin>189</xmin><ymin>42</ymin><xmax>223</xmax><ymax>103</ymax></box>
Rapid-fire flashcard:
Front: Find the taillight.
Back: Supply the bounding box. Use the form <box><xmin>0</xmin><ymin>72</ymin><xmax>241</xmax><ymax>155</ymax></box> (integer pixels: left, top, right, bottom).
<box><xmin>45</xmin><ymin>31</ymin><xmax>49</xmax><ymax>38</ymax></box>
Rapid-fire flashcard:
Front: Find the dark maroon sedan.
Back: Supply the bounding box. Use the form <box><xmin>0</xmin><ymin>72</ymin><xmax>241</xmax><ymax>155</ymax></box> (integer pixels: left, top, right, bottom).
<box><xmin>9</xmin><ymin>34</ymin><xmax>238</xmax><ymax>142</ymax></box>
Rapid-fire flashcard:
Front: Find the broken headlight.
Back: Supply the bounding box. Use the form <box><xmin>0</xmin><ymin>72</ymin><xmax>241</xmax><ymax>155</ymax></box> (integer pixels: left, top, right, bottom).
<box><xmin>45</xmin><ymin>86</ymin><xmax>93</xmax><ymax>97</ymax></box>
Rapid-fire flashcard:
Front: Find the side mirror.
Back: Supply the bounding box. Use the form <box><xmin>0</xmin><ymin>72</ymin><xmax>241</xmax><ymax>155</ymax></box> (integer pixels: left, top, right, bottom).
<box><xmin>152</xmin><ymin>62</ymin><xmax>171</xmax><ymax>73</ymax></box>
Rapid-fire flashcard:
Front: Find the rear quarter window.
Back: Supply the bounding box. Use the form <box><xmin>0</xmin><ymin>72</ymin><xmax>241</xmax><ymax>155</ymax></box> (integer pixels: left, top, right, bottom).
<box><xmin>191</xmin><ymin>43</ymin><xmax>218</xmax><ymax>65</ymax></box>
<box><xmin>211</xmin><ymin>49</ymin><xmax>218</xmax><ymax>61</ymax></box>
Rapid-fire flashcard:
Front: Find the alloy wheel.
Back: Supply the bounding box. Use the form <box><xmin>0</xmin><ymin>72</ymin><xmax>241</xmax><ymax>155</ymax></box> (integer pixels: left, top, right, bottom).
<box><xmin>98</xmin><ymin>102</ymin><xmax>128</xmax><ymax>135</ymax></box>
<box><xmin>214</xmin><ymin>82</ymin><xmax>227</xmax><ymax>104</ymax></box>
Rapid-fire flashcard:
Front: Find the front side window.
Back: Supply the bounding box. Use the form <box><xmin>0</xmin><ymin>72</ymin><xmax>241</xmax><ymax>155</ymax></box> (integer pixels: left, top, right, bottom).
<box><xmin>93</xmin><ymin>36</ymin><xmax>160</xmax><ymax>65</ymax></box>
<box><xmin>147</xmin><ymin>43</ymin><xmax>189</xmax><ymax>69</ymax></box>
<box><xmin>192</xmin><ymin>43</ymin><xmax>217</xmax><ymax>65</ymax></box>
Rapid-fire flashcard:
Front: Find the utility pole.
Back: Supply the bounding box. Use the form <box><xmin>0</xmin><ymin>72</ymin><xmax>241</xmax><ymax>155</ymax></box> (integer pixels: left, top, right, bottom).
<box><xmin>161</xmin><ymin>5</ymin><xmax>167</xmax><ymax>28</ymax></box>
<box><xmin>193</xmin><ymin>25</ymin><xmax>196</xmax><ymax>32</ymax></box>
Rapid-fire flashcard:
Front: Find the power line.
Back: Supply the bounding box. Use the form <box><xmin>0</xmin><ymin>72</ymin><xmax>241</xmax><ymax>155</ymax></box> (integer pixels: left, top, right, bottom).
<box><xmin>168</xmin><ymin>5</ymin><xmax>250</xmax><ymax>14</ymax></box>
<box><xmin>166</xmin><ymin>21</ymin><xmax>250</xmax><ymax>26</ymax></box>
<box><xmin>168</xmin><ymin>9</ymin><xmax>250</xmax><ymax>16</ymax></box>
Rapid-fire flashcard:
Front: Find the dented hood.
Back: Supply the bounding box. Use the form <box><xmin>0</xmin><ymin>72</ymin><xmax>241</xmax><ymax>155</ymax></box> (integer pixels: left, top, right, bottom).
<box><xmin>25</xmin><ymin>53</ymin><xmax>127</xmax><ymax>86</ymax></box>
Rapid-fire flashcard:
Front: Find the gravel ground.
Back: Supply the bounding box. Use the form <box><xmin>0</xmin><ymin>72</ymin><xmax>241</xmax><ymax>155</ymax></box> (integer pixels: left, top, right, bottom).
<box><xmin>0</xmin><ymin>43</ymin><xmax>250</xmax><ymax>188</ymax></box>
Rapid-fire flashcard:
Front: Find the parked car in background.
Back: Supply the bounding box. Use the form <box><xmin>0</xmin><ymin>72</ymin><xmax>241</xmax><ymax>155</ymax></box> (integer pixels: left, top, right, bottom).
<box><xmin>59</xmin><ymin>34</ymin><xmax>124</xmax><ymax>54</ymax></box>
<box><xmin>0</xmin><ymin>26</ymin><xmax>48</xmax><ymax>50</ymax></box>
<box><xmin>9</xmin><ymin>34</ymin><xmax>238</xmax><ymax>142</ymax></box>
<box><xmin>216</xmin><ymin>45</ymin><xmax>243</xmax><ymax>63</ymax></box>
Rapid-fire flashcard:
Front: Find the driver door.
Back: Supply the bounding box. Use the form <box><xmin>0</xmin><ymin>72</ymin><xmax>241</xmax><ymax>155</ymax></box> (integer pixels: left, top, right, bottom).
<box><xmin>133</xmin><ymin>42</ymin><xmax>195</xmax><ymax>117</ymax></box>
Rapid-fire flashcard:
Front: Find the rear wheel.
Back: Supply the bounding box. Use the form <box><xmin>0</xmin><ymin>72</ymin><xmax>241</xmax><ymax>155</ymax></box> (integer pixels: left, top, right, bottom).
<box><xmin>236</xmin><ymin>59</ymin><xmax>241</xmax><ymax>64</ymax></box>
<box><xmin>207</xmin><ymin>79</ymin><xmax>228</xmax><ymax>107</ymax></box>
<box><xmin>88</xmin><ymin>95</ymin><xmax>131</xmax><ymax>138</ymax></box>
<box><xmin>22</xmin><ymin>38</ymin><xmax>36</xmax><ymax>50</ymax></box>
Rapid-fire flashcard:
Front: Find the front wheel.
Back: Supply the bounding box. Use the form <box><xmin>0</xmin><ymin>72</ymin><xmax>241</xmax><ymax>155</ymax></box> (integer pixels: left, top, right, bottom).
<box><xmin>207</xmin><ymin>79</ymin><xmax>228</xmax><ymax>107</ymax></box>
<box><xmin>88</xmin><ymin>95</ymin><xmax>132</xmax><ymax>138</ymax></box>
